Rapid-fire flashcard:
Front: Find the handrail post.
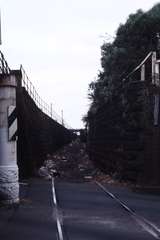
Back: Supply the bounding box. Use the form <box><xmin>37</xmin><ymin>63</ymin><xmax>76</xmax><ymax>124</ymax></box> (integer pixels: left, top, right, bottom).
<box><xmin>155</xmin><ymin>62</ymin><xmax>160</xmax><ymax>86</ymax></box>
<box><xmin>141</xmin><ymin>64</ymin><xmax>145</xmax><ymax>81</ymax></box>
<box><xmin>152</xmin><ymin>52</ymin><xmax>157</xmax><ymax>84</ymax></box>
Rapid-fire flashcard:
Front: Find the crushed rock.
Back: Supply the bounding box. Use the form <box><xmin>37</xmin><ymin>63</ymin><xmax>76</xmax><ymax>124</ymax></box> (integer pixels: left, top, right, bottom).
<box><xmin>38</xmin><ymin>138</ymin><xmax>130</xmax><ymax>186</ymax></box>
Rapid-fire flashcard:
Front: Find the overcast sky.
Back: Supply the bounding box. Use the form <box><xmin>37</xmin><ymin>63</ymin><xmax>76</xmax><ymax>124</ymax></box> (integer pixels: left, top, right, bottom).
<box><xmin>0</xmin><ymin>0</ymin><xmax>158</xmax><ymax>128</ymax></box>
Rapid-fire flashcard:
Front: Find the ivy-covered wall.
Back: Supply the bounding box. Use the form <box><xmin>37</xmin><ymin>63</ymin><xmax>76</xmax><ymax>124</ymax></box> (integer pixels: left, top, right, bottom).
<box><xmin>87</xmin><ymin>79</ymin><xmax>160</xmax><ymax>185</ymax></box>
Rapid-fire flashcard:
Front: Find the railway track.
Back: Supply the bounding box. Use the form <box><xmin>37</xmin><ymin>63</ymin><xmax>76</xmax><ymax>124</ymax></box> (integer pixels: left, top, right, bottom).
<box><xmin>52</xmin><ymin>179</ymin><xmax>160</xmax><ymax>240</ymax></box>
<box><xmin>52</xmin><ymin>178</ymin><xmax>65</xmax><ymax>240</ymax></box>
<box><xmin>96</xmin><ymin>181</ymin><xmax>160</xmax><ymax>240</ymax></box>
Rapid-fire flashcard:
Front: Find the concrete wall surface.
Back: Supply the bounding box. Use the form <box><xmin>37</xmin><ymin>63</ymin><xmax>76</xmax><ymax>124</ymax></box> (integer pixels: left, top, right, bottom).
<box><xmin>16</xmin><ymin>86</ymin><xmax>73</xmax><ymax>179</ymax></box>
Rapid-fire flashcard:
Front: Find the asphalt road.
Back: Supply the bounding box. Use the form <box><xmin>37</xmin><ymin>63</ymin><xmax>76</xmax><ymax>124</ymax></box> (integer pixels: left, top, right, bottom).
<box><xmin>0</xmin><ymin>179</ymin><xmax>57</xmax><ymax>240</ymax></box>
<box><xmin>0</xmin><ymin>179</ymin><xmax>160</xmax><ymax>240</ymax></box>
<box><xmin>55</xmin><ymin>181</ymin><xmax>158</xmax><ymax>240</ymax></box>
<box><xmin>106</xmin><ymin>184</ymin><xmax>160</xmax><ymax>227</ymax></box>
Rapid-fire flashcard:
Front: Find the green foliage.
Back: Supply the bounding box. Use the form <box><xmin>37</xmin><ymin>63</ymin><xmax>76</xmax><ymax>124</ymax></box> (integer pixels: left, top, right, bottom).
<box><xmin>87</xmin><ymin>3</ymin><xmax>160</xmax><ymax>117</ymax></box>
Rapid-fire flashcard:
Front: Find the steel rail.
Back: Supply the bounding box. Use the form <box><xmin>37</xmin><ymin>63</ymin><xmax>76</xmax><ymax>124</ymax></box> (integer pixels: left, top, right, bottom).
<box><xmin>96</xmin><ymin>181</ymin><xmax>160</xmax><ymax>239</ymax></box>
<box><xmin>51</xmin><ymin>178</ymin><xmax>65</xmax><ymax>240</ymax></box>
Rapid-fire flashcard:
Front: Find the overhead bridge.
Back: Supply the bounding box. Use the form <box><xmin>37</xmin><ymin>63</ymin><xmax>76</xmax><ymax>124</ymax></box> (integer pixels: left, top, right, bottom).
<box><xmin>69</xmin><ymin>128</ymin><xmax>87</xmax><ymax>142</ymax></box>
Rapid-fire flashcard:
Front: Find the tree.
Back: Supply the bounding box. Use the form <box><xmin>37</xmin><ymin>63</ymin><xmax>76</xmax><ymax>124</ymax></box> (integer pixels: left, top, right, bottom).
<box><xmin>87</xmin><ymin>3</ymin><xmax>160</xmax><ymax>117</ymax></box>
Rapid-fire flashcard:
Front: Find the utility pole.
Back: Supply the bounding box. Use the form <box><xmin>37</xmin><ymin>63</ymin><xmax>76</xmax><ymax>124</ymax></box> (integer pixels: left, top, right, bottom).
<box><xmin>156</xmin><ymin>32</ymin><xmax>160</xmax><ymax>58</ymax></box>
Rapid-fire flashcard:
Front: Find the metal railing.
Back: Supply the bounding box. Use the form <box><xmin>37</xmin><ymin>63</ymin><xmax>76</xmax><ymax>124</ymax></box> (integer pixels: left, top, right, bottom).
<box><xmin>0</xmin><ymin>51</ymin><xmax>11</xmax><ymax>75</ymax></box>
<box><xmin>20</xmin><ymin>65</ymin><xmax>71</xmax><ymax>128</ymax></box>
<box><xmin>123</xmin><ymin>52</ymin><xmax>153</xmax><ymax>81</ymax></box>
<box><xmin>123</xmin><ymin>51</ymin><xmax>160</xmax><ymax>86</ymax></box>
<box><xmin>122</xmin><ymin>51</ymin><xmax>160</xmax><ymax>126</ymax></box>
<box><xmin>0</xmin><ymin>50</ymin><xmax>71</xmax><ymax>128</ymax></box>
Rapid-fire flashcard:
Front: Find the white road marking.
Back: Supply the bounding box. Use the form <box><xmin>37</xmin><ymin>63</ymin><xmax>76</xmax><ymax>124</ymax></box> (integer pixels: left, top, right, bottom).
<box><xmin>51</xmin><ymin>178</ymin><xmax>64</xmax><ymax>240</ymax></box>
<box><xmin>96</xmin><ymin>181</ymin><xmax>160</xmax><ymax>239</ymax></box>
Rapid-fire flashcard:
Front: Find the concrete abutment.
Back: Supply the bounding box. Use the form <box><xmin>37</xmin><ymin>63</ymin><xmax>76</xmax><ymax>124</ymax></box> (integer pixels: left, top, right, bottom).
<box><xmin>0</xmin><ymin>74</ymin><xmax>19</xmax><ymax>204</ymax></box>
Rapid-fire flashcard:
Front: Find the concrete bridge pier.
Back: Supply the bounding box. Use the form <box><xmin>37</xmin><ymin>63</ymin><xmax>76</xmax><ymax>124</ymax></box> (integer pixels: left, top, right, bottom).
<box><xmin>0</xmin><ymin>73</ymin><xmax>19</xmax><ymax>204</ymax></box>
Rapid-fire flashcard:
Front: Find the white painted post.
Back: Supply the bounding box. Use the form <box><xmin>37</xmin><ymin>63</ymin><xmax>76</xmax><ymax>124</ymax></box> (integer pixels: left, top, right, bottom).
<box><xmin>154</xmin><ymin>94</ymin><xmax>160</xmax><ymax>126</ymax></box>
<box><xmin>152</xmin><ymin>50</ymin><xmax>160</xmax><ymax>125</ymax></box>
<box><xmin>0</xmin><ymin>74</ymin><xmax>19</xmax><ymax>204</ymax></box>
<box><xmin>141</xmin><ymin>64</ymin><xmax>145</xmax><ymax>81</ymax></box>
<box><xmin>155</xmin><ymin>62</ymin><xmax>160</xmax><ymax>86</ymax></box>
<box><xmin>152</xmin><ymin>52</ymin><xmax>157</xmax><ymax>84</ymax></box>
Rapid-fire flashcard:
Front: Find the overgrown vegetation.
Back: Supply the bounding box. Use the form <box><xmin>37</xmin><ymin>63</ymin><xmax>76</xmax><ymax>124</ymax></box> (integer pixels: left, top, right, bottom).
<box><xmin>85</xmin><ymin>3</ymin><xmax>160</xmax><ymax>183</ymax></box>
<box><xmin>87</xmin><ymin>3</ymin><xmax>160</xmax><ymax>118</ymax></box>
